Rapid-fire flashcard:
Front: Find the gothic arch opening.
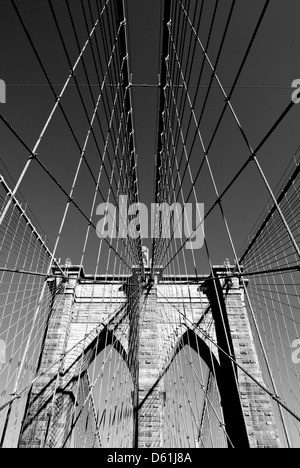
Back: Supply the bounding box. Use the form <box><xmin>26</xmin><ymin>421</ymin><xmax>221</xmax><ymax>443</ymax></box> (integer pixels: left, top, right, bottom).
<box><xmin>85</xmin><ymin>345</ymin><xmax>134</xmax><ymax>448</ymax></box>
<box><xmin>161</xmin><ymin>341</ymin><xmax>227</xmax><ymax>448</ymax></box>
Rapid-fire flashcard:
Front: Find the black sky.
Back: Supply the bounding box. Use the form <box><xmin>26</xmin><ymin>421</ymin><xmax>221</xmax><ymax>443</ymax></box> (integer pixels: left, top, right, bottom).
<box><xmin>1</xmin><ymin>0</ymin><xmax>300</xmax><ymax>273</ymax></box>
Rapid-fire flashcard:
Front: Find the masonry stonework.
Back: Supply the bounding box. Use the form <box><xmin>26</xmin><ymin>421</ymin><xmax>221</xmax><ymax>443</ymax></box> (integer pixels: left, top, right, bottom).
<box><xmin>18</xmin><ymin>266</ymin><xmax>280</xmax><ymax>448</ymax></box>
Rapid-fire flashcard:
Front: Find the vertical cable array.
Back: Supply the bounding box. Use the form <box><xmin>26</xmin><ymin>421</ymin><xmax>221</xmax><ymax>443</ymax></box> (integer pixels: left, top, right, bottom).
<box><xmin>0</xmin><ymin>176</ymin><xmax>64</xmax><ymax>446</ymax></box>
<box><xmin>239</xmin><ymin>153</ymin><xmax>300</xmax><ymax>447</ymax></box>
<box><xmin>152</xmin><ymin>0</ymin><xmax>300</xmax><ymax>448</ymax></box>
<box><xmin>0</xmin><ymin>0</ymin><xmax>143</xmax><ymax>447</ymax></box>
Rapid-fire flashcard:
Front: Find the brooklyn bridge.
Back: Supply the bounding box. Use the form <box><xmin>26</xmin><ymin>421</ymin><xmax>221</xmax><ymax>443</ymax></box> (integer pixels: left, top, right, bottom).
<box><xmin>0</xmin><ymin>0</ymin><xmax>300</xmax><ymax>448</ymax></box>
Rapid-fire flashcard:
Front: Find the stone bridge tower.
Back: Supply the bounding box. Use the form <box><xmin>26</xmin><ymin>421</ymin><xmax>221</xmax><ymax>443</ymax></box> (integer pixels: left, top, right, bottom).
<box><xmin>18</xmin><ymin>264</ymin><xmax>280</xmax><ymax>448</ymax></box>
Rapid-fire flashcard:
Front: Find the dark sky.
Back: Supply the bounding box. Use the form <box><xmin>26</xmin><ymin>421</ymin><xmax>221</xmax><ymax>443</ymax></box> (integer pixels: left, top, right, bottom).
<box><xmin>1</xmin><ymin>0</ymin><xmax>300</xmax><ymax>274</ymax></box>
<box><xmin>1</xmin><ymin>1</ymin><xmax>300</xmax><ymax>449</ymax></box>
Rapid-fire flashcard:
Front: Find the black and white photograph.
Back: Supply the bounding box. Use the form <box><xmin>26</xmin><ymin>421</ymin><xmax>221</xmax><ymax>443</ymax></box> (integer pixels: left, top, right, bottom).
<box><xmin>0</xmin><ymin>0</ymin><xmax>300</xmax><ymax>453</ymax></box>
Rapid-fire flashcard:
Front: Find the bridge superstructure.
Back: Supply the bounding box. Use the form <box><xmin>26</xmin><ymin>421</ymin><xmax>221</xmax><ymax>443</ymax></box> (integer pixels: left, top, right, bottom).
<box><xmin>0</xmin><ymin>0</ymin><xmax>300</xmax><ymax>448</ymax></box>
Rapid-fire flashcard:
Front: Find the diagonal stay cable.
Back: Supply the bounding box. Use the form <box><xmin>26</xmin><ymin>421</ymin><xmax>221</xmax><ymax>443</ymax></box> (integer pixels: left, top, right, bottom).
<box><xmin>162</xmin><ymin>21</ymin><xmax>294</xmax><ymax>445</ymax></box>
<box><xmin>8</xmin><ymin>0</ymin><xmax>139</xmax><ymax>271</ymax></box>
<box><xmin>161</xmin><ymin>99</ymin><xmax>297</xmax><ymax>274</ymax></box>
<box><xmin>155</xmin><ymin>0</ymin><xmax>274</xmax><ymax>272</ymax></box>
<box><xmin>179</xmin><ymin>0</ymin><xmax>300</xmax><ymax>260</ymax></box>
<box><xmin>156</xmin><ymin>287</ymin><xmax>300</xmax><ymax>425</ymax></box>
<box><xmin>0</xmin><ymin>278</ymin><xmax>143</xmax><ymax>417</ymax></box>
<box><xmin>0</xmin><ymin>115</ymin><xmax>132</xmax><ymax>272</ymax></box>
<box><xmin>0</xmin><ymin>0</ymin><xmax>110</xmax><ymax>228</ymax></box>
